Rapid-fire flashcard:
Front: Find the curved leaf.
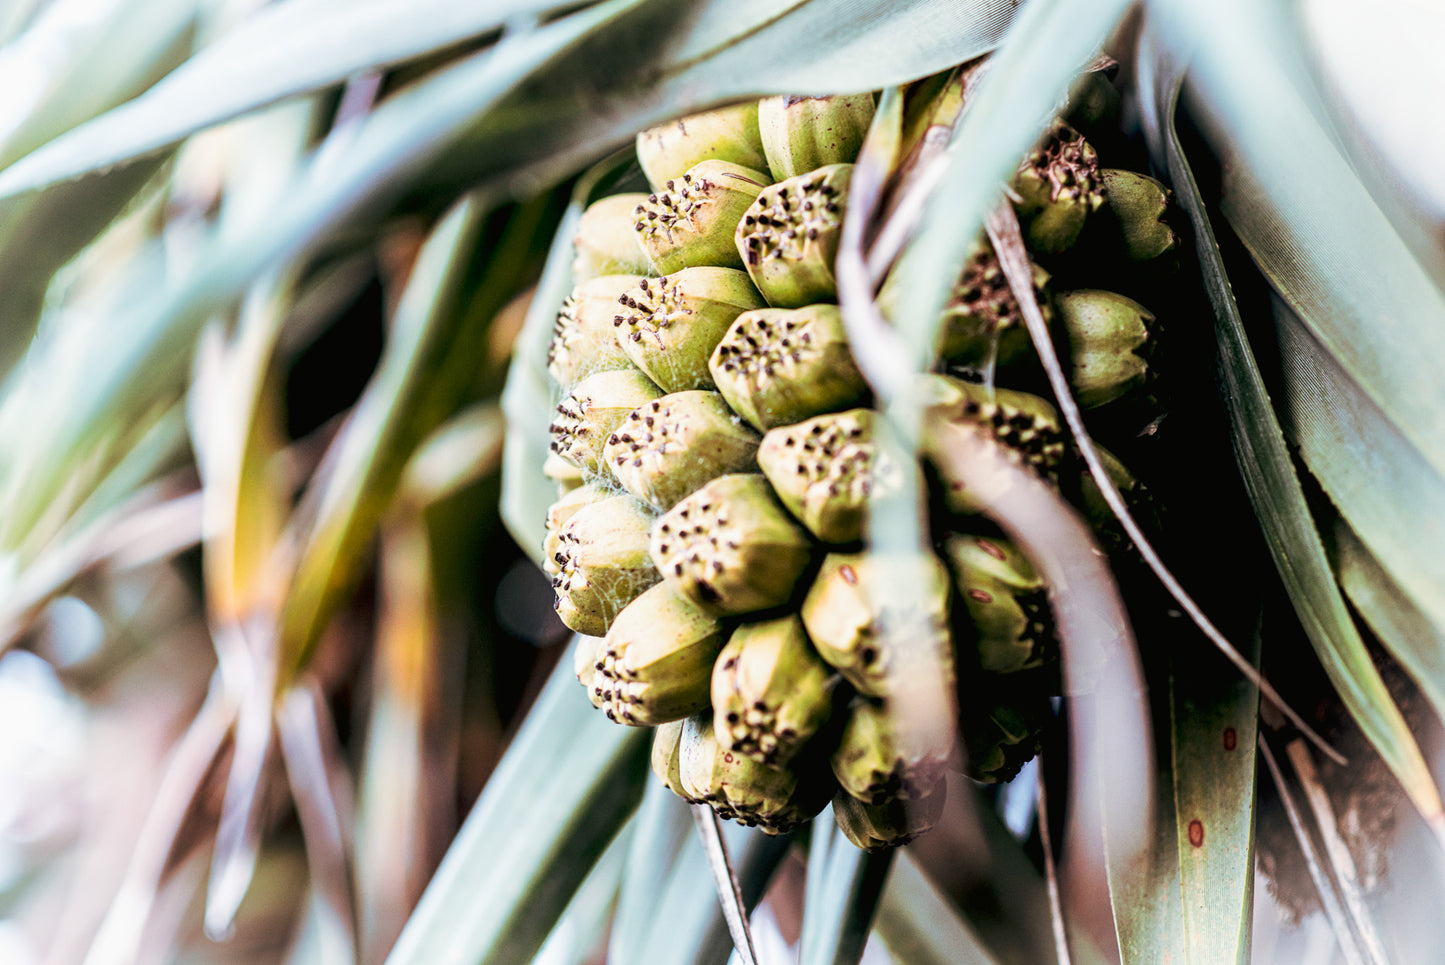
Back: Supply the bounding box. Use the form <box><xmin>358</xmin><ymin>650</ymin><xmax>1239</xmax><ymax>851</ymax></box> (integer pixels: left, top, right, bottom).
<box><xmin>878</xmin><ymin>0</ymin><xmax>1133</xmax><ymax>386</ymax></box>
<box><xmin>872</xmin><ymin>852</ymin><xmax>1002</xmax><ymax>965</ymax></box>
<box><xmin>799</xmin><ymin>814</ymin><xmax>892</xmax><ymax>965</ymax></box>
<box><xmin>0</xmin><ymin>0</ymin><xmax>1020</xmax><ymax>603</ymax></box>
<box><xmin>1150</xmin><ymin>0</ymin><xmax>1445</xmax><ymax>681</ymax></box>
<box><xmin>1137</xmin><ymin>15</ymin><xmax>1445</xmax><ymax>842</ymax></box>
<box><xmin>0</xmin><ymin>0</ymin><xmax>197</xmax><ymax>374</ymax></box>
<box><xmin>0</xmin><ymin>0</ymin><xmax>568</xmax><ymax>193</ymax></box>
<box><xmin>1169</xmin><ymin>643</ymin><xmax>1259</xmax><ymax>963</ymax></box>
<box><xmin>0</xmin><ymin>0</ymin><xmax>1020</xmax><ymax>202</ymax></box>
<box><xmin>383</xmin><ymin>653</ymin><xmax>650</xmax><ymax>965</ymax></box>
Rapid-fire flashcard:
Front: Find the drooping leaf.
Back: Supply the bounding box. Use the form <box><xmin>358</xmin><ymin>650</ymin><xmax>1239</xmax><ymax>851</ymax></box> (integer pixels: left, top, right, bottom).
<box><xmin>637</xmin><ymin>821</ymin><xmax>792</xmax><ymax>965</ymax></box>
<box><xmin>383</xmin><ymin>653</ymin><xmax>650</xmax><ymax>965</ymax></box>
<box><xmin>1169</xmin><ymin>641</ymin><xmax>1259</xmax><ymax>963</ymax></box>
<box><xmin>533</xmin><ymin>827</ymin><xmax>628</xmax><ymax>965</ymax></box>
<box><xmin>0</xmin><ymin>0</ymin><xmax>1022</xmax><ymax>203</ymax></box>
<box><xmin>881</xmin><ymin>0</ymin><xmax>1134</xmax><ymax>389</ymax></box>
<box><xmin>607</xmin><ymin>779</ymin><xmax>693</xmax><ymax>965</ymax></box>
<box><xmin>0</xmin><ymin>0</ymin><xmax>1021</xmax><ymax>633</ymax></box>
<box><xmin>0</xmin><ymin>0</ymin><xmax>197</xmax><ymax>164</ymax></box>
<box><xmin>872</xmin><ymin>852</ymin><xmax>1002</xmax><ymax>965</ymax></box>
<box><xmin>1136</xmin><ymin>14</ymin><xmax>1445</xmax><ymax>840</ymax></box>
<box><xmin>0</xmin><ymin>0</ymin><xmax>573</xmax><ymax>191</ymax></box>
<box><xmin>0</xmin><ymin>0</ymin><xmax>197</xmax><ymax>374</ymax></box>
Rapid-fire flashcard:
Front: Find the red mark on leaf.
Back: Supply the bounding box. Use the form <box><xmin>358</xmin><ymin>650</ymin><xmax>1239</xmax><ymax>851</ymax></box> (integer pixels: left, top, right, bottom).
<box><xmin>1223</xmin><ymin>727</ymin><xmax>1237</xmax><ymax>751</ymax></box>
<box><xmin>978</xmin><ymin>538</ymin><xmax>1005</xmax><ymax>560</ymax></box>
<box><xmin>1188</xmin><ymin>819</ymin><xmax>1205</xmax><ymax>848</ymax></box>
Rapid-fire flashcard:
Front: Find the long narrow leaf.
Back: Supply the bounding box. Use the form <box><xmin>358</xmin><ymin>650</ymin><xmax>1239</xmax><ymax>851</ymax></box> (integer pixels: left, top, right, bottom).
<box><xmin>1152</xmin><ymin>0</ymin><xmax>1445</xmax><ymax>715</ymax></box>
<box><xmin>0</xmin><ymin>0</ymin><xmax>1020</xmax><ymax>583</ymax></box>
<box><xmin>276</xmin><ymin>681</ymin><xmax>359</xmax><ymax>965</ymax></box>
<box><xmin>533</xmin><ymin>828</ymin><xmax>628</xmax><ymax>965</ymax></box>
<box><xmin>1267</xmin><ymin>298</ymin><xmax>1445</xmax><ymax>720</ymax></box>
<box><xmin>872</xmin><ymin>852</ymin><xmax>1002</xmax><ymax>965</ymax></box>
<box><xmin>384</xmin><ymin>653</ymin><xmax>650</xmax><ymax>965</ymax></box>
<box><xmin>276</xmin><ymin>195</ymin><xmax>486</xmax><ymax>677</ymax></box>
<box><xmin>693</xmin><ymin>805</ymin><xmax>760</xmax><ymax>965</ymax></box>
<box><xmin>880</xmin><ymin>0</ymin><xmax>1132</xmax><ymax>392</ymax></box>
<box><xmin>0</xmin><ymin>0</ymin><xmax>1022</xmax><ymax>203</ymax></box>
<box><xmin>1106</xmin><ymin>748</ymin><xmax>1185</xmax><ymax>965</ymax></box>
<box><xmin>798</xmin><ymin>817</ymin><xmax>893</xmax><ymax>965</ymax></box>
<box><xmin>1334</xmin><ymin>522</ymin><xmax>1445</xmax><ymax>722</ymax></box>
<box><xmin>1136</xmin><ymin>18</ymin><xmax>1445</xmax><ymax>842</ymax></box>
<box><xmin>0</xmin><ymin>0</ymin><xmax>570</xmax><ymax>191</ymax></box>
<box><xmin>0</xmin><ymin>0</ymin><xmax>196</xmax><ymax>373</ymax></box>
<box><xmin>1169</xmin><ymin>641</ymin><xmax>1259</xmax><ymax>963</ymax></box>
<box><xmin>638</xmin><ymin>822</ymin><xmax>792</xmax><ymax>965</ymax></box>
<box><xmin>607</xmin><ymin>779</ymin><xmax>693</xmax><ymax>964</ymax></box>
<box><xmin>355</xmin><ymin>511</ymin><xmax>458</xmax><ymax>963</ymax></box>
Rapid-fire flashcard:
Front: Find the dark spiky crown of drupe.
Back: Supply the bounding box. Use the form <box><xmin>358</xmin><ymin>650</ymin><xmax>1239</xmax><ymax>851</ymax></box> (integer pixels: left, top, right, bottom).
<box><xmin>712</xmin><ymin>310</ymin><xmax>812</xmax><ymax>383</ymax></box>
<box><xmin>737</xmin><ymin>168</ymin><xmax>845</xmax><ymax>268</ymax></box>
<box><xmin>1022</xmin><ymin>119</ymin><xmax>1103</xmax><ymax>206</ymax></box>
<box><xmin>955</xmin><ymin>391</ymin><xmax>1067</xmax><ymax>479</ymax></box>
<box><xmin>614</xmin><ymin>275</ymin><xmax>685</xmax><ymax>342</ymax></box>
<box><xmin>633</xmin><ymin>165</ymin><xmax>766</xmax><ymax>246</ymax></box>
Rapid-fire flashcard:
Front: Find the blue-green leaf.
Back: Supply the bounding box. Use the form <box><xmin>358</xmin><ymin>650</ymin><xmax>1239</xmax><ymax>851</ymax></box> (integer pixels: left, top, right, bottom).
<box><xmin>384</xmin><ymin>653</ymin><xmax>650</xmax><ymax>965</ymax></box>
<box><xmin>0</xmin><ymin>0</ymin><xmax>570</xmax><ymax>192</ymax></box>
<box><xmin>872</xmin><ymin>853</ymin><xmax>1002</xmax><ymax>965</ymax></box>
<box><xmin>637</xmin><ymin>820</ymin><xmax>791</xmax><ymax>965</ymax></box>
<box><xmin>1138</xmin><ymin>9</ymin><xmax>1445</xmax><ymax>841</ymax></box>
<box><xmin>799</xmin><ymin>813</ymin><xmax>892</xmax><ymax>965</ymax></box>
<box><xmin>607</xmin><ymin>779</ymin><xmax>693</xmax><ymax>964</ymax></box>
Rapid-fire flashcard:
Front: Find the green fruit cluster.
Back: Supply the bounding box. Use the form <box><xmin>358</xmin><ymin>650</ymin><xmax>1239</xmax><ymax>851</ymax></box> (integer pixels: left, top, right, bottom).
<box><xmin>545</xmin><ymin>78</ymin><xmax>1176</xmax><ymax>850</ymax></box>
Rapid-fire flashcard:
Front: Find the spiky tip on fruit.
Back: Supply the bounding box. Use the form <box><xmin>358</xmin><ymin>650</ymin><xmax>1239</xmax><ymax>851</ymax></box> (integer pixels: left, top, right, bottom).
<box><xmin>735</xmin><ymin>164</ymin><xmax>852</xmax><ymax>308</ymax></box>
<box><xmin>613</xmin><ymin>268</ymin><xmax>766</xmax><ymax>393</ymax></box>
<box><xmin>651</xmin><ymin>473</ymin><xmax>814</xmax><ymax>616</ymax></box>
<box><xmin>633</xmin><ymin>160</ymin><xmax>770</xmax><ymax>274</ymax></box>
<box><xmin>710</xmin><ymin>303</ymin><xmax>869</xmax><ymax>432</ymax></box>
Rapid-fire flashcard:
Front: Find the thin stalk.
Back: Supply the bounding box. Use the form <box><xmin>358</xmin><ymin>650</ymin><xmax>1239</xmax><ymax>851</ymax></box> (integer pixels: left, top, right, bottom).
<box><xmin>692</xmin><ymin>804</ymin><xmax>761</xmax><ymax>965</ymax></box>
<box><xmin>984</xmin><ymin>202</ymin><xmax>1345</xmax><ymax>767</ymax></box>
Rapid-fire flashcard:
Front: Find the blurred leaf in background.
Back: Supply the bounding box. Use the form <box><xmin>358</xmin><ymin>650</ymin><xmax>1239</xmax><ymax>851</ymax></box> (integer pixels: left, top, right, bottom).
<box><xmin>0</xmin><ymin>1</ymin><xmax>1442</xmax><ymax>965</ymax></box>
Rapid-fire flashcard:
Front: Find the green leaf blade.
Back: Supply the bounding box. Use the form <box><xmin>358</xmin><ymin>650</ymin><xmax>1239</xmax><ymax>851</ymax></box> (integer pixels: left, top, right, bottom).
<box><xmin>384</xmin><ymin>654</ymin><xmax>650</xmax><ymax>965</ymax></box>
<box><xmin>1139</xmin><ymin>17</ymin><xmax>1445</xmax><ymax>839</ymax></box>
